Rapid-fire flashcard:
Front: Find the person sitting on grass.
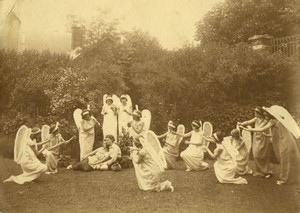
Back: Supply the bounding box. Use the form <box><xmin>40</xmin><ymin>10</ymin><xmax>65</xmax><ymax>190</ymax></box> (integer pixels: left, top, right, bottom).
<box><xmin>43</xmin><ymin>123</ymin><xmax>76</xmax><ymax>174</ymax></box>
<box><xmin>204</xmin><ymin>131</ymin><xmax>248</xmax><ymax>185</ymax></box>
<box><xmin>67</xmin><ymin>135</ymin><xmax>122</xmax><ymax>171</ymax></box>
<box><xmin>230</xmin><ymin>129</ymin><xmax>253</xmax><ymax>175</ymax></box>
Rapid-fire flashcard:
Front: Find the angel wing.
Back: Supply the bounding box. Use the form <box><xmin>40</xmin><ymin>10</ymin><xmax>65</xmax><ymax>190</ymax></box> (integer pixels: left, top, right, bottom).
<box><xmin>143</xmin><ymin>130</ymin><xmax>167</xmax><ymax>169</ymax></box>
<box><xmin>203</xmin><ymin>122</ymin><xmax>213</xmax><ymax>146</ymax></box>
<box><xmin>112</xmin><ymin>94</ymin><xmax>121</xmax><ymax>108</ymax></box>
<box><xmin>103</xmin><ymin>94</ymin><xmax>108</xmax><ymax>106</ymax></box>
<box><xmin>199</xmin><ymin>120</ymin><xmax>203</xmax><ymax>131</ymax></box>
<box><xmin>222</xmin><ymin>136</ymin><xmax>238</xmax><ymax>161</ymax></box>
<box><xmin>176</xmin><ymin>124</ymin><xmax>185</xmax><ymax>145</ymax></box>
<box><xmin>14</xmin><ymin>125</ymin><xmax>30</xmax><ymax>164</ymax></box>
<box><xmin>126</xmin><ymin>95</ymin><xmax>132</xmax><ymax>109</ymax></box>
<box><xmin>242</xmin><ymin>130</ymin><xmax>252</xmax><ymax>153</ymax></box>
<box><xmin>41</xmin><ymin>125</ymin><xmax>50</xmax><ymax>142</ymax></box>
<box><xmin>266</xmin><ymin>105</ymin><xmax>300</xmax><ymax>139</ymax></box>
<box><xmin>142</xmin><ymin>109</ymin><xmax>151</xmax><ymax>130</ymax></box>
<box><xmin>73</xmin><ymin>108</ymin><xmax>82</xmax><ymax>129</ymax></box>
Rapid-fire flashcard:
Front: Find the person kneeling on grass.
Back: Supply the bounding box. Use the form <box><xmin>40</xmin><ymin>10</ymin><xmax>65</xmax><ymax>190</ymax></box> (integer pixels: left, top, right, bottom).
<box><xmin>43</xmin><ymin>123</ymin><xmax>76</xmax><ymax>174</ymax></box>
<box><xmin>67</xmin><ymin>135</ymin><xmax>122</xmax><ymax>171</ymax></box>
<box><xmin>4</xmin><ymin>126</ymin><xmax>62</xmax><ymax>184</ymax></box>
<box><xmin>130</xmin><ymin>138</ymin><xmax>174</xmax><ymax>192</ymax></box>
<box><xmin>230</xmin><ymin>129</ymin><xmax>253</xmax><ymax>176</ymax></box>
<box><xmin>204</xmin><ymin>131</ymin><xmax>248</xmax><ymax>185</ymax></box>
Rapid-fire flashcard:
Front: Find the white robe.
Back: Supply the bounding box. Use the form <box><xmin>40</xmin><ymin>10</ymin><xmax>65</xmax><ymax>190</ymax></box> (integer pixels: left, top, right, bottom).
<box><xmin>4</xmin><ymin>139</ymin><xmax>47</xmax><ymax>184</ymax></box>
<box><xmin>214</xmin><ymin>144</ymin><xmax>247</xmax><ymax>184</ymax></box>
<box><xmin>102</xmin><ymin>104</ymin><xmax>118</xmax><ymax>140</ymax></box>
<box><xmin>180</xmin><ymin>131</ymin><xmax>208</xmax><ymax>170</ymax></box>
<box><xmin>118</xmin><ymin>103</ymin><xmax>132</xmax><ymax>135</ymax></box>
<box><xmin>79</xmin><ymin>117</ymin><xmax>97</xmax><ymax>161</ymax></box>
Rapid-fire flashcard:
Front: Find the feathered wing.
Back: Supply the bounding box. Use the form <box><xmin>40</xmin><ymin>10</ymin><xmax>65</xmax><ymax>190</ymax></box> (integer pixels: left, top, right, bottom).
<box><xmin>41</xmin><ymin>125</ymin><xmax>50</xmax><ymax>142</ymax></box>
<box><xmin>176</xmin><ymin>124</ymin><xmax>185</xmax><ymax>145</ymax></box>
<box><xmin>73</xmin><ymin>109</ymin><xmax>83</xmax><ymax>129</ymax></box>
<box><xmin>14</xmin><ymin>125</ymin><xmax>30</xmax><ymax>164</ymax></box>
<box><xmin>242</xmin><ymin>130</ymin><xmax>252</xmax><ymax>153</ymax></box>
<box><xmin>203</xmin><ymin>122</ymin><xmax>213</xmax><ymax>146</ymax></box>
<box><xmin>143</xmin><ymin>130</ymin><xmax>167</xmax><ymax>170</ymax></box>
<box><xmin>141</xmin><ymin>109</ymin><xmax>151</xmax><ymax>130</ymax></box>
<box><xmin>266</xmin><ymin>105</ymin><xmax>300</xmax><ymax>139</ymax></box>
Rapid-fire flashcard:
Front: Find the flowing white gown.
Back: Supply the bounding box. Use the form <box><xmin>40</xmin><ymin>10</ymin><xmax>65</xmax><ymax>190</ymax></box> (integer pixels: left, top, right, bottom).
<box><xmin>4</xmin><ymin>138</ymin><xmax>47</xmax><ymax>184</ymax></box>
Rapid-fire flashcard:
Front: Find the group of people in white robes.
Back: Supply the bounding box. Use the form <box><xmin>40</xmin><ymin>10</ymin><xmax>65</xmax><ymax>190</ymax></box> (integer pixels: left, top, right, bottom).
<box><xmin>4</xmin><ymin>97</ymin><xmax>300</xmax><ymax>202</ymax></box>
<box><xmin>4</xmin><ymin>125</ymin><xmax>76</xmax><ymax>184</ymax></box>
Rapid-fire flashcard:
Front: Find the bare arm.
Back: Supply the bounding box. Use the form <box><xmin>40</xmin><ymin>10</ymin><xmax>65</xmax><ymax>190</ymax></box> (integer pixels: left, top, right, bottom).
<box><xmin>239</xmin><ymin>117</ymin><xmax>256</xmax><ymax>127</ymax></box>
<box><xmin>202</xmin><ymin>136</ymin><xmax>216</xmax><ymax>143</ymax></box>
<box><xmin>242</xmin><ymin>120</ymin><xmax>274</xmax><ymax>132</ymax></box>
<box><xmin>132</xmin><ymin>122</ymin><xmax>144</xmax><ymax>134</ymax></box>
<box><xmin>31</xmin><ymin>145</ymin><xmax>47</xmax><ymax>156</ymax></box>
<box><xmin>177</xmin><ymin>131</ymin><xmax>192</xmax><ymax>138</ymax></box>
<box><xmin>204</xmin><ymin>146</ymin><xmax>222</xmax><ymax>159</ymax></box>
<box><xmin>157</xmin><ymin>132</ymin><xmax>168</xmax><ymax>139</ymax></box>
<box><xmin>130</xmin><ymin>149</ymin><xmax>144</xmax><ymax>164</ymax></box>
<box><xmin>105</xmin><ymin>147</ymin><xmax>119</xmax><ymax>166</ymax></box>
<box><xmin>36</xmin><ymin>139</ymin><xmax>50</xmax><ymax>146</ymax></box>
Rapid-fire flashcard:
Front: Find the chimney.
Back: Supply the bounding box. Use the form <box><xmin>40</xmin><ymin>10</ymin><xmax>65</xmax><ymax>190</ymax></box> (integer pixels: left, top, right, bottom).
<box><xmin>71</xmin><ymin>26</ymin><xmax>82</xmax><ymax>50</ymax></box>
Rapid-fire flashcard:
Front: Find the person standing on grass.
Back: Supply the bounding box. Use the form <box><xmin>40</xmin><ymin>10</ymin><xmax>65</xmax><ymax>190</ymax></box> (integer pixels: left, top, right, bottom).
<box><xmin>204</xmin><ymin>131</ymin><xmax>248</xmax><ymax>185</ymax></box>
<box><xmin>230</xmin><ymin>129</ymin><xmax>253</xmax><ymax>175</ymax></box>
<box><xmin>240</xmin><ymin>105</ymin><xmax>300</xmax><ymax>185</ymax></box>
<box><xmin>102</xmin><ymin>95</ymin><xmax>118</xmax><ymax>141</ymax></box>
<box><xmin>79</xmin><ymin>109</ymin><xmax>100</xmax><ymax>161</ymax></box>
<box><xmin>238</xmin><ymin>107</ymin><xmax>272</xmax><ymax>178</ymax></box>
<box><xmin>179</xmin><ymin>120</ymin><xmax>208</xmax><ymax>171</ymax></box>
<box><xmin>130</xmin><ymin>138</ymin><xmax>174</xmax><ymax>192</ymax></box>
<box><xmin>118</xmin><ymin>94</ymin><xmax>133</xmax><ymax>135</ymax></box>
<box><xmin>4</xmin><ymin>127</ymin><xmax>61</xmax><ymax>184</ymax></box>
<box><xmin>42</xmin><ymin>123</ymin><xmax>76</xmax><ymax>174</ymax></box>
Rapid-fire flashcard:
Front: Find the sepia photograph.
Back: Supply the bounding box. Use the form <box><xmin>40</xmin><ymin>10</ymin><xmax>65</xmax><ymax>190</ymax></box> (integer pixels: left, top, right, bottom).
<box><xmin>0</xmin><ymin>0</ymin><xmax>300</xmax><ymax>212</ymax></box>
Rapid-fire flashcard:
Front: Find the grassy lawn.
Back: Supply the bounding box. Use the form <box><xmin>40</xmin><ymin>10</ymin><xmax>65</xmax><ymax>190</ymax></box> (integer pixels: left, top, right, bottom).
<box><xmin>0</xmin><ymin>135</ymin><xmax>298</xmax><ymax>213</ymax></box>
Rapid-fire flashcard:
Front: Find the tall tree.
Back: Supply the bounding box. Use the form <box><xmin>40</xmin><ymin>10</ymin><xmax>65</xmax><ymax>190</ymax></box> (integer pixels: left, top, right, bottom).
<box><xmin>195</xmin><ymin>0</ymin><xmax>300</xmax><ymax>45</ymax></box>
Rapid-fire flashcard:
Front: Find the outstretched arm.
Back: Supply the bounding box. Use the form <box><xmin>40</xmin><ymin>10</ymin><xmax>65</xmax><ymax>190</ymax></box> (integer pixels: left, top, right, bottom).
<box><xmin>241</xmin><ymin>120</ymin><xmax>274</xmax><ymax>132</ymax></box>
<box><xmin>238</xmin><ymin>117</ymin><xmax>256</xmax><ymax>127</ymax></box>
<box><xmin>202</xmin><ymin>136</ymin><xmax>216</xmax><ymax>143</ymax></box>
<box><xmin>36</xmin><ymin>139</ymin><xmax>50</xmax><ymax>146</ymax></box>
<box><xmin>157</xmin><ymin>132</ymin><xmax>168</xmax><ymax>139</ymax></box>
<box><xmin>177</xmin><ymin>131</ymin><xmax>192</xmax><ymax>138</ymax></box>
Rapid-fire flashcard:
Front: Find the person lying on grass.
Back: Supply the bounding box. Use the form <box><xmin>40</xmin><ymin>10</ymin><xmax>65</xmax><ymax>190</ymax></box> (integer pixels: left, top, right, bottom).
<box><xmin>203</xmin><ymin>131</ymin><xmax>248</xmax><ymax>185</ymax></box>
<box><xmin>67</xmin><ymin>135</ymin><xmax>122</xmax><ymax>171</ymax></box>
